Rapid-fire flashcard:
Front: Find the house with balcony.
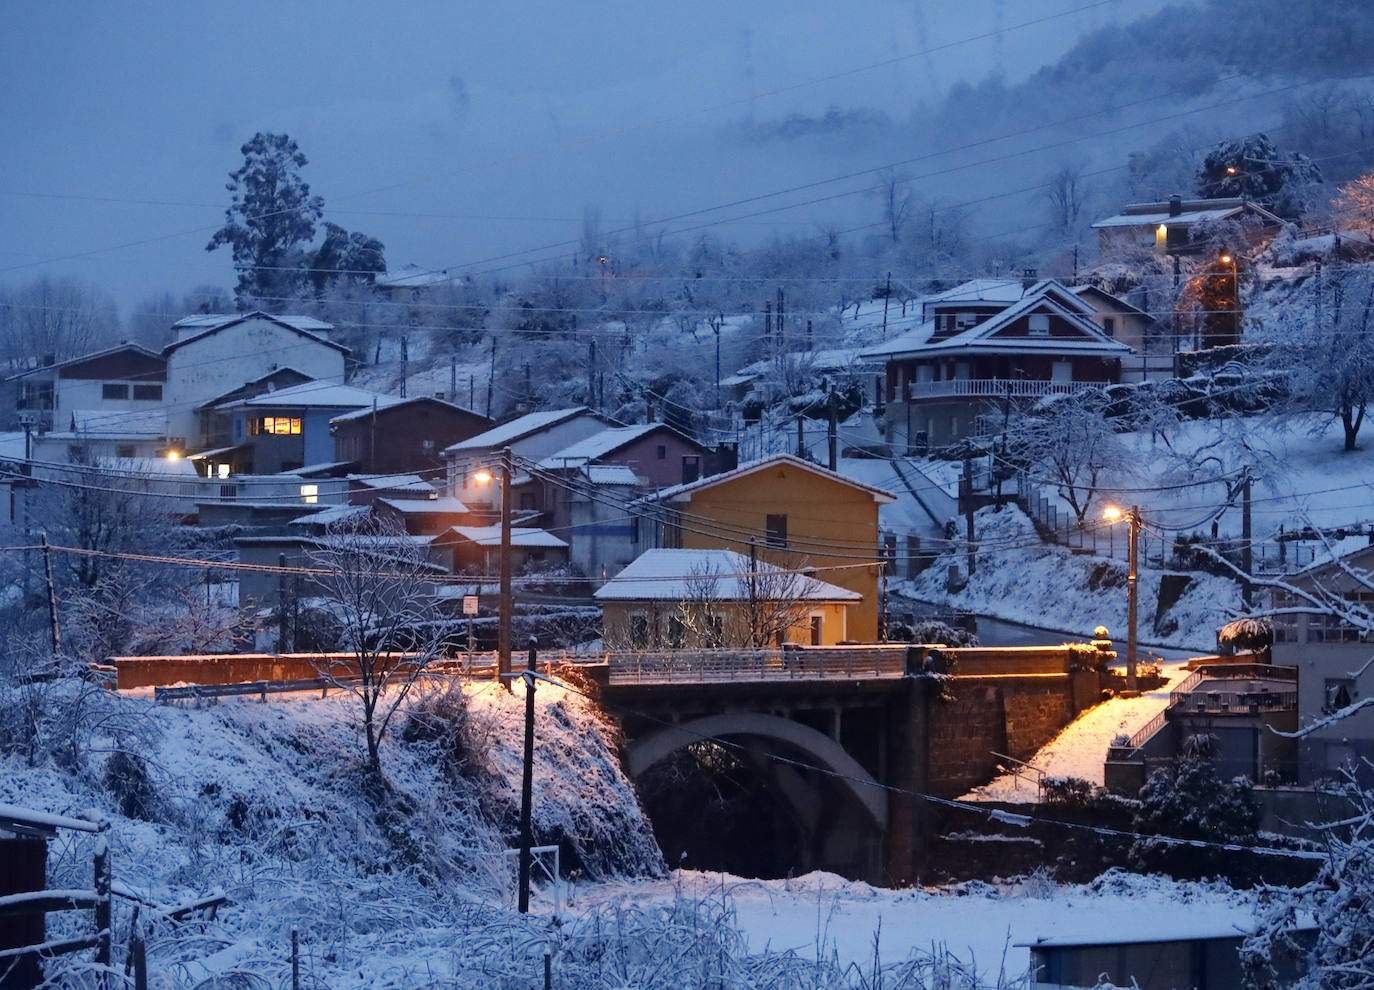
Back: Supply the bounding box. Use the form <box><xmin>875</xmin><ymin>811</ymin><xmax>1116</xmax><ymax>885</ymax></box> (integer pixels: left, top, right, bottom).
<box><xmin>861</xmin><ymin>279</ymin><xmax>1133</xmax><ymax>451</ymax></box>
<box><xmin>1271</xmin><ymin>543</ymin><xmax>1374</xmax><ymax>785</ymax></box>
<box><xmin>1104</xmin><ymin>661</ymin><xmax>1299</xmax><ymax>794</ymax></box>
<box><xmin>4</xmin><ymin>343</ymin><xmax>167</xmax><ymax>435</ymax></box>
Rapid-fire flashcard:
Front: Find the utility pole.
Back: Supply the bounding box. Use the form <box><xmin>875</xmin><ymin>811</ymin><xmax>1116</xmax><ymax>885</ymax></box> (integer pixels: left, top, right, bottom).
<box><xmin>588</xmin><ymin>338</ymin><xmax>597</xmax><ymax>409</ymax></box>
<box><xmin>1241</xmin><ymin>469</ymin><xmax>1253</xmax><ymax>608</ymax></box>
<box><xmin>517</xmin><ymin>636</ymin><xmax>538</xmax><ymax>914</ymax></box>
<box><xmin>961</xmin><ymin>459</ymin><xmax>976</xmax><ymax>578</ymax></box>
<box><xmin>487</xmin><ymin>336</ymin><xmax>498</xmax><ymax>418</ymax></box>
<box><xmin>277</xmin><ymin>552</ymin><xmax>288</xmax><ymax>653</ymax></box>
<box><xmin>712</xmin><ymin>315</ymin><xmax>723</xmax><ymax>411</ymax></box>
<box><xmin>449</xmin><ymin>355</ymin><xmax>457</xmax><ymax>403</ymax></box>
<box><xmin>399</xmin><ymin>336</ymin><xmax>408</xmax><ymax>398</ymax></box>
<box><xmin>40</xmin><ymin>530</ymin><xmax>60</xmax><ymax>656</ymax></box>
<box><xmin>776</xmin><ymin>287</ymin><xmax>785</xmax><ymax>353</ymax></box>
<box><xmin>748</xmin><ymin>537</ymin><xmax>759</xmax><ymax>649</ymax></box>
<box><xmin>764</xmin><ymin>300</ymin><xmax>772</xmax><ymax>359</ymax></box>
<box><xmin>796</xmin><ymin>415</ymin><xmax>806</xmax><ymax>458</ymax></box>
<box><xmin>1072</xmin><ymin>245</ymin><xmax>1079</xmax><ymax>285</ymax></box>
<box><xmin>880</xmin><ymin>272</ymin><xmax>891</xmax><ymax>339</ymax></box>
<box><xmin>469</xmin><ymin>376</ymin><xmax>475</xmax><ymax>410</ymax></box>
<box><xmin>499</xmin><ymin>447</ymin><xmax>513</xmax><ymax>687</ymax></box>
<box><xmin>1126</xmin><ymin>506</ymin><xmax>1140</xmax><ymax>693</ymax></box>
<box><xmin>806</xmin><ymin>319</ymin><xmax>813</xmax><ymax>351</ymax></box>
<box><xmin>827</xmin><ymin>388</ymin><xmax>838</xmax><ymax>472</ymax></box>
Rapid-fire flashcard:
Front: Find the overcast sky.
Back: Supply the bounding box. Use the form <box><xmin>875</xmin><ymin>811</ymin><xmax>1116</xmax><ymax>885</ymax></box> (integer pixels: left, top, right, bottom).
<box><xmin>1</xmin><ymin>1</ymin><xmax>1166</xmax><ymax>315</ymax></box>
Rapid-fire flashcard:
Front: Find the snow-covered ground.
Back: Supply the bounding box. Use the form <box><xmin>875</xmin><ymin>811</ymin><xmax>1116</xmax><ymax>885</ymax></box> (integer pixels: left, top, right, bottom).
<box><xmin>573</xmin><ymin>869</ymin><xmax>1259</xmax><ymax>982</ymax></box>
<box><xmin>961</xmin><ymin>659</ymin><xmax>1195</xmax><ymax>800</ymax></box>
<box><xmin>899</xmin><ymin>502</ymin><xmax>1240</xmax><ymax>651</ymax></box>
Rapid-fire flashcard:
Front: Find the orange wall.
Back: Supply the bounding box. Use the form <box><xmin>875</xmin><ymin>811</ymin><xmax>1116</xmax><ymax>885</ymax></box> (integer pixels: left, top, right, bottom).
<box><xmin>674</xmin><ymin>462</ymin><xmax>883</xmax><ymax>641</ymax></box>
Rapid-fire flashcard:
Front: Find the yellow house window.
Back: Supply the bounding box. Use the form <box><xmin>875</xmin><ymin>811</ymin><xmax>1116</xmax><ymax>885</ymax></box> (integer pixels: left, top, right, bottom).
<box><xmin>300</xmin><ymin>484</ymin><xmax>319</xmax><ymax>504</ymax></box>
<box><xmin>249</xmin><ymin>416</ymin><xmax>302</xmax><ymax>436</ymax></box>
<box><xmin>1155</xmin><ymin>224</ymin><xmax>1168</xmax><ymax>251</ymax></box>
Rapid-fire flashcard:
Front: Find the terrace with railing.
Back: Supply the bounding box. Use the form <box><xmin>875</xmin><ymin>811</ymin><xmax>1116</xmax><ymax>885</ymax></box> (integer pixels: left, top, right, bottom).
<box><xmin>907</xmin><ymin>378</ymin><xmax>1108</xmax><ymax>401</ymax></box>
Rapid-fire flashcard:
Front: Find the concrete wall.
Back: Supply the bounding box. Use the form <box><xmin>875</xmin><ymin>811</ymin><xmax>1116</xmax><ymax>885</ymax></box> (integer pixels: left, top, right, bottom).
<box><xmin>1275</xmin><ymin>635</ymin><xmax>1374</xmax><ymax>784</ymax></box>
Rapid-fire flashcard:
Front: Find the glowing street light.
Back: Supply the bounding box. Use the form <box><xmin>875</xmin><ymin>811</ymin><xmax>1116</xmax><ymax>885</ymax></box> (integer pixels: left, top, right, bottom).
<box><xmin>1103</xmin><ymin>503</ymin><xmax>1142</xmax><ymax>693</ymax></box>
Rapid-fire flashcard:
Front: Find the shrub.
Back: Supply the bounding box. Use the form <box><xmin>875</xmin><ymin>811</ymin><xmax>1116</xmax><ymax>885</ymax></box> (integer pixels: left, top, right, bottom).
<box><xmin>104</xmin><ymin>750</ymin><xmax>159</xmax><ymax>821</ymax></box>
<box><xmin>1130</xmin><ymin>755</ymin><xmax>1259</xmax><ymax>878</ymax></box>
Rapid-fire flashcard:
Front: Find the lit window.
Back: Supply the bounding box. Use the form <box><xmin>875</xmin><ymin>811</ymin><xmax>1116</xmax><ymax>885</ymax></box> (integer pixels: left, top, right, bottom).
<box><xmin>300</xmin><ymin>484</ymin><xmax>319</xmax><ymax>504</ymax></box>
<box><xmin>217</xmin><ymin>463</ymin><xmax>230</xmax><ymax>479</ymax></box>
<box><xmin>251</xmin><ymin>416</ymin><xmax>302</xmax><ymax>436</ymax></box>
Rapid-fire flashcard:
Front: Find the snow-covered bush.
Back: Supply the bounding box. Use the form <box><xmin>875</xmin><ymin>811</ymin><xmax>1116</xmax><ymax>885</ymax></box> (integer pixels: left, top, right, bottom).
<box><xmin>1130</xmin><ymin>756</ymin><xmax>1259</xmax><ymax>879</ymax></box>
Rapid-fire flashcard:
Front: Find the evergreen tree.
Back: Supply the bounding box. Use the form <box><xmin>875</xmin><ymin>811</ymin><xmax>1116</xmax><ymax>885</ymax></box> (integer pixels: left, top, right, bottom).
<box><xmin>1196</xmin><ymin>132</ymin><xmax>1324</xmax><ymax>218</ymax></box>
<box><xmin>206</xmin><ymin>132</ymin><xmax>324</xmax><ymax>305</ymax></box>
<box><xmin>309</xmin><ymin>222</ymin><xmax>387</xmax><ymax>295</ymax></box>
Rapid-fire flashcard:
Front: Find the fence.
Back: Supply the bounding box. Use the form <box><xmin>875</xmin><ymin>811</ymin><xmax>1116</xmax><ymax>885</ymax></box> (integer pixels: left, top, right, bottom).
<box><xmin>598</xmin><ymin>646</ymin><xmax>909</xmax><ymax>685</ymax></box>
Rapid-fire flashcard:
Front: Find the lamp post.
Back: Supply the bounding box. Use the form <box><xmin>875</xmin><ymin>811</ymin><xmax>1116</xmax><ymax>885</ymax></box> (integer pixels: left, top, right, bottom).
<box><xmin>1103</xmin><ymin>504</ymin><xmax>1141</xmax><ymax>693</ymax></box>
<box><xmin>1220</xmin><ymin>251</ymin><xmax>1240</xmax><ymax>344</ymax></box>
<box><xmin>473</xmin><ymin>445</ymin><xmax>514</xmax><ymax>686</ymax></box>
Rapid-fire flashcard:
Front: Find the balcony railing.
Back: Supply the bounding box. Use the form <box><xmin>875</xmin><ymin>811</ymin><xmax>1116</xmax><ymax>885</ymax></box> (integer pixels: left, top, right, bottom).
<box><xmin>907</xmin><ymin>378</ymin><xmax>1109</xmax><ymax>401</ymax></box>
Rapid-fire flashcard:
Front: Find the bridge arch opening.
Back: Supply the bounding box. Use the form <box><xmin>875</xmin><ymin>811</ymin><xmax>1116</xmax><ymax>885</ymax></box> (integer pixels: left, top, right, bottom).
<box><xmin>627</xmin><ymin>713</ymin><xmax>888</xmax><ymax>881</ymax></box>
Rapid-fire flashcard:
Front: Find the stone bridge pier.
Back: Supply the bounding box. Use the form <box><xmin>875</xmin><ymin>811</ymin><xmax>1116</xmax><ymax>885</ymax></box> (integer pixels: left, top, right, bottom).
<box><xmin>568</xmin><ymin>643</ymin><xmax>1109</xmax><ymax>885</ymax></box>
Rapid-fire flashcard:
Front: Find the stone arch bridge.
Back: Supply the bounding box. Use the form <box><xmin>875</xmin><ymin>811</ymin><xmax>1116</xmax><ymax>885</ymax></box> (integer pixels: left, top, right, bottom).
<box><xmin>570</xmin><ymin>643</ymin><xmax>1108</xmax><ymax>885</ymax></box>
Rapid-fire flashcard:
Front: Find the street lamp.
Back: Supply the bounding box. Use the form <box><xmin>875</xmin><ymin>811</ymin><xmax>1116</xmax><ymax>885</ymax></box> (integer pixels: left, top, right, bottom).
<box><xmin>1103</xmin><ymin>504</ymin><xmax>1142</xmax><ymax>693</ymax></box>
<box><xmin>1219</xmin><ymin>251</ymin><xmax>1240</xmax><ymax>345</ymax></box>
<box><xmin>473</xmin><ymin>446</ymin><xmax>513</xmax><ymax>686</ymax></box>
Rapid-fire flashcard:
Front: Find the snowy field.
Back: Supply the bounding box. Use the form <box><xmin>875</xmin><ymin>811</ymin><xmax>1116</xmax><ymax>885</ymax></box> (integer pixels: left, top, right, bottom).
<box><xmin>572</xmin><ymin>869</ymin><xmax>1259</xmax><ymax>982</ymax></box>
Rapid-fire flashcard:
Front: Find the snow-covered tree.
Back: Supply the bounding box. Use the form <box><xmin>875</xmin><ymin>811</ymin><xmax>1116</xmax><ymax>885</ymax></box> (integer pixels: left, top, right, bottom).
<box><xmin>1260</xmin><ymin>265</ymin><xmax>1374</xmax><ymax>451</ymax></box>
<box><xmin>0</xmin><ymin>276</ymin><xmax>120</xmax><ymax>368</ymax></box>
<box><xmin>1197</xmin><ymin>133</ymin><xmax>1324</xmax><ymax>219</ymax></box>
<box><xmin>1334</xmin><ymin>173</ymin><xmax>1374</xmax><ymax>238</ymax></box>
<box><xmin>308</xmin><ymin>221</ymin><xmax>386</xmax><ymax>295</ymax></box>
<box><xmin>1005</xmin><ymin>389</ymin><xmax>1129</xmax><ymax>524</ymax></box>
<box><xmin>307</xmin><ymin>514</ymin><xmax>450</xmax><ymax>773</ymax></box>
<box><xmin>206</xmin><ymin>132</ymin><xmax>324</xmax><ymax>304</ymax></box>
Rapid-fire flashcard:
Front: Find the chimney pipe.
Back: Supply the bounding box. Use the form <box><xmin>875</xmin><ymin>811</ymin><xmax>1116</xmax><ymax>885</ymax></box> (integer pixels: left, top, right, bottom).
<box><xmin>1021</xmin><ymin>268</ymin><xmax>1038</xmax><ymax>292</ymax></box>
<box><xmin>1169</xmin><ymin>195</ymin><xmax>1183</xmax><ymax>217</ymax></box>
<box><xmin>647</xmin><ymin>403</ymin><xmax>655</xmax><ymax>422</ymax></box>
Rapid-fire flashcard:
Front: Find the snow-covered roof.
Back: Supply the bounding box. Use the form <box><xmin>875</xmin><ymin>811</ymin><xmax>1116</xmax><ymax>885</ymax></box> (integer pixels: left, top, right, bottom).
<box><xmin>593</xmin><ymin>548</ymin><xmax>861</xmax><ymax>602</ymax></box>
<box><xmin>67</xmin><ymin>408</ymin><xmax>169</xmax><ymax>437</ymax></box>
<box><xmin>220</xmin><ymin>380</ymin><xmax>402</xmax><ymax>411</ymax></box>
<box><xmin>172</xmin><ymin>312</ymin><xmax>333</xmax><ymax>332</ymax></box>
<box><xmin>449</xmin><ymin>524</ymin><xmax>568</xmax><ymax>548</ymax></box>
<box><xmin>165</xmin><ymin>312</ymin><xmax>349</xmax><ymax>357</ymax></box>
<box><xmin>287</xmin><ymin>504</ymin><xmax>371</xmax><ymax>527</ymax></box>
<box><xmin>921</xmin><ymin>279</ymin><xmax>1028</xmax><ymax>305</ymax></box>
<box><xmin>861</xmin><ymin>281</ymin><xmax>1131</xmax><ymax>361</ymax></box>
<box><xmin>377</xmin><ymin>496</ymin><xmax>469</xmax><ymax>514</ymax></box>
<box><xmin>3</xmin><ymin>342</ymin><xmax>165</xmax><ymax>382</ymax></box>
<box><xmin>723</xmin><ymin>347</ymin><xmax>880</xmax><ymax>386</ymax></box>
<box><xmin>650</xmin><ymin>453</ymin><xmax>896</xmax><ymax>505</ymax></box>
<box><xmin>583</xmin><ymin>465</ymin><xmax>640</xmax><ymax>486</ymax></box>
<box><xmin>347</xmin><ymin>473</ymin><xmax>435</xmax><ymax>492</ymax></box>
<box><xmin>1091</xmin><ymin>199</ymin><xmax>1284</xmax><ymax>230</ymax></box>
<box><xmin>445</xmin><ymin>407</ymin><xmax>600</xmax><ymax>453</ymax></box>
<box><xmin>329</xmin><ymin>395</ymin><xmax>486</xmax><ymax>424</ymax></box>
<box><xmin>374</xmin><ymin>263</ymin><xmax>455</xmax><ymax>290</ymax></box>
<box><xmin>535</xmin><ymin>423</ymin><xmax>670</xmax><ymax>469</ymax></box>
<box><xmin>858</xmin><ymin>320</ymin><xmax>938</xmax><ymax>358</ymax></box>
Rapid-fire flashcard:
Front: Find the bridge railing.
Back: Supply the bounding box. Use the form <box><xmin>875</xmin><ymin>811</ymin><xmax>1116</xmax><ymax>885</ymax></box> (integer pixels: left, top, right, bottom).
<box><xmin>599</xmin><ymin>646</ymin><xmax>909</xmax><ymax>685</ymax></box>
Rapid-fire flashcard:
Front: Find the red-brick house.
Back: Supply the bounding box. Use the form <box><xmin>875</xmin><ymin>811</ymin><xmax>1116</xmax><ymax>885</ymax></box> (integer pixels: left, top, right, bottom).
<box><xmin>332</xmin><ymin>396</ymin><xmax>492</xmax><ymax>476</ymax></box>
<box><xmin>861</xmin><ymin>279</ymin><xmax>1133</xmax><ymax>450</ymax></box>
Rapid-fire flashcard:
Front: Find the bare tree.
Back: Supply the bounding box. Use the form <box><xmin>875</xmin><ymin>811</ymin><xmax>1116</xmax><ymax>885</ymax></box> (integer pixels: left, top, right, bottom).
<box><xmin>1335</xmin><ymin>172</ymin><xmax>1374</xmax><ymax>239</ymax></box>
<box><xmin>1007</xmin><ymin>389</ymin><xmax>1130</xmax><ymax>524</ymax></box>
<box><xmin>1045</xmin><ymin>162</ymin><xmax>1089</xmax><ymax>234</ymax></box>
<box><xmin>874</xmin><ymin>170</ymin><xmax>914</xmax><ymax>245</ymax></box>
<box><xmin>308</xmin><ymin>515</ymin><xmax>451</xmax><ymax>773</ymax></box>
<box><xmin>0</xmin><ymin>276</ymin><xmax>120</xmax><ymax>368</ymax></box>
<box><xmin>672</xmin><ymin>555</ymin><xmax>817</xmax><ymax>649</ymax></box>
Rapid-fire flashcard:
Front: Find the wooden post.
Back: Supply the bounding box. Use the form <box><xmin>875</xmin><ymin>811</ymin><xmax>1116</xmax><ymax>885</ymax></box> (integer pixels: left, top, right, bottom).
<box><xmin>292</xmin><ymin>926</ymin><xmax>300</xmax><ymax>990</ymax></box>
<box><xmin>880</xmin><ymin>272</ymin><xmax>891</xmax><ymax>339</ymax></box>
<box><xmin>93</xmin><ymin>837</ymin><xmax>111</xmax><ymax>968</ymax></box>
<box><xmin>518</xmin><ymin>637</ymin><xmax>538</xmax><ymax>914</ymax></box>
<box><xmin>1241</xmin><ymin>469</ymin><xmax>1253</xmax><ymax>608</ymax></box>
<box><xmin>544</xmin><ymin>950</ymin><xmax>552</xmax><ymax>990</ymax></box>
<box><xmin>40</xmin><ymin>530</ymin><xmax>60</xmax><ymax>656</ymax></box>
<box><xmin>131</xmin><ymin>926</ymin><xmax>148</xmax><ymax>990</ymax></box>
<box><xmin>961</xmin><ymin>460</ymin><xmax>976</xmax><ymax>577</ymax></box>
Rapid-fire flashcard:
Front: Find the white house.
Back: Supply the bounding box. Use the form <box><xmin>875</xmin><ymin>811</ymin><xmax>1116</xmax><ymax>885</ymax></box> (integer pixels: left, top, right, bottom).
<box><xmin>162</xmin><ymin>313</ymin><xmax>349</xmax><ymax>448</ymax></box>
<box><xmin>5</xmin><ymin>343</ymin><xmax>167</xmax><ymax>434</ymax></box>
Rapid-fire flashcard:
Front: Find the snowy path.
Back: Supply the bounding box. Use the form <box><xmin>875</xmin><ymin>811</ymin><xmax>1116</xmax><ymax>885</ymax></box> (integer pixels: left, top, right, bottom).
<box><xmin>959</xmin><ymin>656</ymin><xmax>1195</xmax><ymax>800</ymax></box>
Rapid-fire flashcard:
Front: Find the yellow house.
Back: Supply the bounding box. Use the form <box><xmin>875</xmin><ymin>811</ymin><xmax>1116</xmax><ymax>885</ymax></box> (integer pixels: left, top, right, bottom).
<box><xmin>594</xmin><ymin>548</ymin><xmax>860</xmax><ymax>647</ymax></box>
<box><xmin>647</xmin><ymin>454</ymin><xmax>895</xmax><ymax>642</ymax></box>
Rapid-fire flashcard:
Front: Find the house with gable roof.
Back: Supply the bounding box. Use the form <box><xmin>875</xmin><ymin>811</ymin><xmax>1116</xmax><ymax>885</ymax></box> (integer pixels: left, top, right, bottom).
<box><xmin>508</xmin><ymin>421</ymin><xmax>715</xmax><ymax>585</ymax></box>
<box><xmin>4</xmin><ymin>342</ymin><xmax>168</xmax><ymax>435</ymax></box>
<box><xmin>634</xmin><ymin>453</ymin><xmax>895</xmax><ymax>642</ymax></box>
<box><xmin>162</xmin><ymin>312</ymin><xmax>349</xmax><ymax>448</ymax></box>
<box><xmin>861</xmin><ymin>278</ymin><xmax>1133</xmax><ymax>451</ymax></box>
<box><xmin>442</xmin><ymin>406</ymin><xmax>618</xmax><ymax>509</ymax></box>
<box><xmin>1091</xmin><ymin>195</ymin><xmax>1285</xmax><ymax>256</ymax></box>
<box><xmin>331</xmin><ymin>396</ymin><xmax>492</xmax><ymax>476</ymax></box>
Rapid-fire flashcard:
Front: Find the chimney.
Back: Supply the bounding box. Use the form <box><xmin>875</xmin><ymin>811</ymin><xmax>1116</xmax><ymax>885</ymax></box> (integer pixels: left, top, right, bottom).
<box><xmin>1169</xmin><ymin>195</ymin><xmax>1183</xmax><ymax>217</ymax></box>
<box><xmin>1021</xmin><ymin>268</ymin><xmax>1038</xmax><ymax>292</ymax></box>
<box><xmin>647</xmin><ymin>404</ymin><xmax>656</xmax><ymax>422</ymax></box>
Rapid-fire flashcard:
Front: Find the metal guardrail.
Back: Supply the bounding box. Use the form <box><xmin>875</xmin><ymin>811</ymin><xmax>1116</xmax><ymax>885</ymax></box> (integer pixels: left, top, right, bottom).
<box><xmin>600</xmin><ymin>647</ymin><xmax>909</xmax><ymax>685</ymax></box>
<box><xmin>1119</xmin><ymin>663</ymin><xmax>1300</xmax><ymax>756</ymax></box>
<box><xmin>1124</xmin><ymin>708</ymin><xmax>1169</xmax><ymax>752</ymax></box>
